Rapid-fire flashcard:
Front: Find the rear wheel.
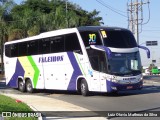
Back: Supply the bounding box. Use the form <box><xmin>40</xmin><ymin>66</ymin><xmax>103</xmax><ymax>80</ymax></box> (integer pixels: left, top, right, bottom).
<box><xmin>26</xmin><ymin>80</ymin><xmax>34</xmax><ymax>93</ymax></box>
<box><xmin>18</xmin><ymin>80</ymin><xmax>25</xmax><ymax>92</ymax></box>
<box><xmin>80</xmin><ymin>79</ymin><xmax>89</xmax><ymax>96</ymax></box>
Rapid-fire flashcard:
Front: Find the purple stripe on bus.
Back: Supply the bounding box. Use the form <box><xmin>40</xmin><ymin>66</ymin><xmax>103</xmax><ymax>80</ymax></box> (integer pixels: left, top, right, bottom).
<box><xmin>106</xmin><ymin>80</ymin><xmax>143</xmax><ymax>93</ymax></box>
<box><xmin>67</xmin><ymin>52</ymin><xmax>82</xmax><ymax>90</ymax></box>
<box><xmin>7</xmin><ymin>59</ymin><xmax>25</xmax><ymax>87</ymax></box>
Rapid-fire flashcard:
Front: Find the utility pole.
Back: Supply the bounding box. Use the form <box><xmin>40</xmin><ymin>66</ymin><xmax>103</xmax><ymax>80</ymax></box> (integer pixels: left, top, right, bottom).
<box><xmin>127</xmin><ymin>0</ymin><xmax>150</xmax><ymax>45</ymax></box>
<box><xmin>135</xmin><ymin>0</ymin><xmax>139</xmax><ymax>44</ymax></box>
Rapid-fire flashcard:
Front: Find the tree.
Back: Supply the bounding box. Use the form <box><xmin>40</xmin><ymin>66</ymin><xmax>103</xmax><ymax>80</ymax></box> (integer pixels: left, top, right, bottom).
<box><xmin>0</xmin><ymin>0</ymin><xmax>103</xmax><ymax>74</ymax></box>
<box><xmin>0</xmin><ymin>0</ymin><xmax>15</xmax><ymax>74</ymax></box>
<box><xmin>8</xmin><ymin>0</ymin><xmax>103</xmax><ymax>39</ymax></box>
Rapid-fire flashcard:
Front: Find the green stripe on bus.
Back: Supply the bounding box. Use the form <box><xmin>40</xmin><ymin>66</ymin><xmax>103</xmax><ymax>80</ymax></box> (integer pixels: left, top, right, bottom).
<box><xmin>27</xmin><ymin>56</ymin><xmax>40</xmax><ymax>88</ymax></box>
<box><xmin>74</xmin><ymin>53</ymin><xmax>86</xmax><ymax>77</ymax></box>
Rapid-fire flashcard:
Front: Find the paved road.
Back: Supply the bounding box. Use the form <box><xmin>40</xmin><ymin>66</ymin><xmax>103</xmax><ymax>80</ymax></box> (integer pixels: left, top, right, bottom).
<box><xmin>1</xmin><ymin>76</ymin><xmax>160</xmax><ymax>120</ymax></box>
<box><xmin>47</xmin><ymin>76</ymin><xmax>160</xmax><ymax>120</ymax></box>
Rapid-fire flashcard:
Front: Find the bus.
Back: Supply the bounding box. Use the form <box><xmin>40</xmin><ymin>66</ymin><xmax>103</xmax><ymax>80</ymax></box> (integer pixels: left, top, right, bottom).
<box><xmin>4</xmin><ymin>26</ymin><xmax>150</xmax><ymax>96</ymax></box>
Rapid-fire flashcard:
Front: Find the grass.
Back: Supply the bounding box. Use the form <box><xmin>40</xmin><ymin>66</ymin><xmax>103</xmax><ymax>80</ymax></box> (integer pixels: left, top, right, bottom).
<box><xmin>0</xmin><ymin>94</ymin><xmax>38</xmax><ymax>120</ymax></box>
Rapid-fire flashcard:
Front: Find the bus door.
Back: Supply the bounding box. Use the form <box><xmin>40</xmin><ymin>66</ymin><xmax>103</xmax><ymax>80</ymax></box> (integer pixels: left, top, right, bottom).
<box><xmin>87</xmin><ymin>55</ymin><xmax>101</xmax><ymax>91</ymax></box>
<box><xmin>99</xmin><ymin>72</ymin><xmax>107</xmax><ymax>92</ymax></box>
<box><xmin>87</xmin><ymin>48</ymin><xmax>108</xmax><ymax>92</ymax></box>
<box><xmin>90</xmin><ymin>71</ymin><xmax>101</xmax><ymax>91</ymax></box>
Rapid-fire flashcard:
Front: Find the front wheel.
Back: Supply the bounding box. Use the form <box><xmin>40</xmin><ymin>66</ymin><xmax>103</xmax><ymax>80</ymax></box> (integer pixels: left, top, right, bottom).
<box><xmin>26</xmin><ymin>80</ymin><xmax>34</xmax><ymax>93</ymax></box>
<box><xmin>80</xmin><ymin>79</ymin><xmax>89</xmax><ymax>96</ymax></box>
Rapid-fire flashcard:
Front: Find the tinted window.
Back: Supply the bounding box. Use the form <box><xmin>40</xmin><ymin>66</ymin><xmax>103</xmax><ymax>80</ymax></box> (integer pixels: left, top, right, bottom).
<box><xmin>39</xmin><ymin>38</ymin><xmax>51</xmax><ymax>54</ymax></box>
<box><xmin>80</xmin><ymin>31</ymin><xmax>102</xmax><ymax>47</ymax></box>
<box><xmin>19</xmin><ymin>42</ymin><xmax>28</xmax><ymax>56</ymax></box>
<box><xmin>10</xmin><ymin>44</ymin><xmax>18</xmax><ymax>57</ymax></box>
<box><xmin>65</xmin><ymin>33</ymin><xmax>82</xmax><ymax>54</ymax></box>
<box><xmin>102</xmin><ymin>30</ymin><xmax>137</xmax><ymax>48</ymax></box>
<box><xmin>5</xmin><ymin>45</ymin><xmax>11</xmax><ymax>57</ymax></box>
<box><xmin>50</xmin><ymin>36</ymin><xmax>64</xmax><ymax>53</ymax></box>
<box><xmin>87</xmin><ymin>48</ymin><xmax>108</xmax><ymax>73</ymax></box>
<box><xmin>28</xmin><ymin>40</ymin><xmax>39</xmax><ymax>55</ymax></box>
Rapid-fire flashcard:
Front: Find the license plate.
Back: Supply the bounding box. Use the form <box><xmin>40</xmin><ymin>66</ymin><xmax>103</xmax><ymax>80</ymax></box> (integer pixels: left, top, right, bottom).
<box><xmin>127</xmin><ymin>86</ymin><xmax>133</xmax><ymax>89</ymax></box>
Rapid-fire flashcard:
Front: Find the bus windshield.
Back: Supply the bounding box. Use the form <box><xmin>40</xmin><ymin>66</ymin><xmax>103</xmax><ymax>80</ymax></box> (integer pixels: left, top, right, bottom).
<box><xmin>102</xmin><ymin>30</ymin><xmax>137</xmax><ymax>48</ymax></box>
<box><xmin>108</xmin><ymin>52</ymin><xmax>142</xmax><ymax>76</ymax></box>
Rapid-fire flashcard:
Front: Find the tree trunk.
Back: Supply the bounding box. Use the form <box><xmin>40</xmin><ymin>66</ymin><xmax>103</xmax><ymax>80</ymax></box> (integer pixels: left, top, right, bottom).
<box><xmin>1</xmin><ymin>35</ymin><xmax>4</xmax><ymax>75</ymax></box>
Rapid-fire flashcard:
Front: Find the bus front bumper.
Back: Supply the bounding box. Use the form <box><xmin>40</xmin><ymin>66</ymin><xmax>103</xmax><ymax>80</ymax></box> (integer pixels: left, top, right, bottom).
<box><xmin>106</xmin><ymin>80</ymin><xmax>143</xmax><ymax>93</ymax></box>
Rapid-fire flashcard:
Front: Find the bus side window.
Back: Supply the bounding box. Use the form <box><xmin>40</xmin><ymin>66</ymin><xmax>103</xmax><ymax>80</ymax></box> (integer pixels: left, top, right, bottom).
<box><xmin>10</xmin><ymin>44</ymin><xmax>18</xmax><ymax>57</ymax></box>
<box><xmin>5</xmin><ymin>45</ymin><xmax>11</xmax><ymax>57</ymax></box>
<box><xmin>19</xmin><ymin>42</ymin><xmax>28</xmax><ymax>56</ymax></box>
<box><xmin>87</xmin><ymin>48</ymin><xmax>108</xmax><ymax>73</ymax></box>
<box><xmin>50</xmin><ymin>36</ymin><xmax>64</xmax><ymax>53</ymax></box>
<box><xmin>65</xmin><ymin>33</ymin><xmax>82</xmax><ymax>54</ymax></box>
<box><xmin>39</xmin><ymin>38</ymin><xmax>50</xmax><ymax>54</ymax></box>
<box><xmin>27</xmin><ymin>40</ymin><xmax>39</xmax><ymax>55</ymax></box>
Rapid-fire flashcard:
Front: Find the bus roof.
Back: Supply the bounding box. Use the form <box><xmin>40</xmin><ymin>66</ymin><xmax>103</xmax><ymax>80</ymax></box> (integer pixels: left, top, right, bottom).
<box><xmin>4</xmin><ymin>27</ymin><xmax>77</xmax><ymax>45</ymax></box>
<box><xmin>77</xmin><ymin>26</ymin><xmax>129</xmax><ymax>32</ymax></box>
<box><xmin>4</xmin><ymin>26</ymin><xmax>129</xmax><ymax>45</ymax></box>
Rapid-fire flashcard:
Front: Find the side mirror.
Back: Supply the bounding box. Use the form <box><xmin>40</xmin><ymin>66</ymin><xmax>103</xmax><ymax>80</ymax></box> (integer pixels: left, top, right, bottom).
<box><xmin>138</xmin><ymin>45</ymin><xmax>150</xmax><ymax>58</ymax></box>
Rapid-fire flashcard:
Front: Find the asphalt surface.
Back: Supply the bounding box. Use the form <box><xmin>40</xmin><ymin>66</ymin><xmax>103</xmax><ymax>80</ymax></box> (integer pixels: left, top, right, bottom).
<box><xmin>0</xmin><ymin>79</ymin><xmax>106</xmax><ymax>120</ymax></box>
<box><xmin>0</xmin><ymin>75</ymin><xmax>160</xmax><ymax>120</ymax></box>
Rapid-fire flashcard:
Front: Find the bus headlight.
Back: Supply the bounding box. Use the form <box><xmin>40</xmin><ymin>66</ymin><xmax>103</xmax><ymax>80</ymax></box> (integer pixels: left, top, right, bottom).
<box><xmin>111</xmin><ymin>79</ymin><xmax>119</xmax><ymax>83</ymax></box>
<box><xmin>139</xmin><ymin>76</ymin><xmax>143</xmax><ymax>81</ymax></box>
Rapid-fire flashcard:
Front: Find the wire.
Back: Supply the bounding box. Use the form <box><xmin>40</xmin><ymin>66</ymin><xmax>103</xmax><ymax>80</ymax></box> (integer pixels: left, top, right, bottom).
<box><xmin>144</xmin><ymin>26</ymin><xmax>160</xmax><ymax>29</ymax></box>
<box><xmin>142</xmin><ymin>29</ymin><xmax>160</xmax><ymax>32</ymax></box>
<box><xmin>99</xmin><ymin>0</ymin><xmax>126</xmax><ymax>14</ymax></box>
<box><xmin>142</xmin><ymin>0</ymin><xmax>150</xmax><ymax>25</ymax></box>
<box><xmin>96</xmin><ymin>0</ymin><xmax>128</xmax><ymax>18</ymax></box>
<box><xmin>141</xmin><ymin>35</ymin><xmax>160</xmax><ymax>39</ymax></box>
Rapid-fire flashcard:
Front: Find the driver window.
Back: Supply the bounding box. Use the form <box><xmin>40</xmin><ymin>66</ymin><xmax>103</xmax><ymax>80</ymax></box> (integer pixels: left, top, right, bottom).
<box><xmin>87</xmin><ymin>48</ymin><xmax>108</xmax><ymax>73</ymax></box>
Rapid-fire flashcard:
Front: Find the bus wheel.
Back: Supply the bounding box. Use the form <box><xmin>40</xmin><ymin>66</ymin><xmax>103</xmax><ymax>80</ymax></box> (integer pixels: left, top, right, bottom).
<box><xmin>18</xmin><ymin>80</ymin><xmax>25</xmax><ymax>92</ymax></box>
<box><xmin>26</xmin><ymin>80</ymin><xmax>34</xmax><ymax>93</ymax></box>
<box><xmin>80</xmin><ymin>79</ymin><xmax>89</xmax><ymax>96</ymax></box>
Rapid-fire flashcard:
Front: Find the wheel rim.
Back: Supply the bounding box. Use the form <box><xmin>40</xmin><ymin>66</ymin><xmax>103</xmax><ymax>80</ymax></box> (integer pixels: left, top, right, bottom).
<box><xmin>81</xmin><ymin>83</ymin><xmax>85</xmax><ymax>93</ymax></box>
<box><xmin>19</xmin><ymin>82</ymin><xmax>23</xmax><ymax>90</ymax></box>
<box><xmin>27</xmin><ymin>83</ymin><xmax>32</xmax><ymax>91</ymax></box>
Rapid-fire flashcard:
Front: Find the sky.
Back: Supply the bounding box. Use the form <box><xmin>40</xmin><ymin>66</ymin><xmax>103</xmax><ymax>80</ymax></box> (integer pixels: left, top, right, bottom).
<box><xmin>15</xmin><ymin>0</ymin><xmax>160</xmax><ymax>67</ymax></box>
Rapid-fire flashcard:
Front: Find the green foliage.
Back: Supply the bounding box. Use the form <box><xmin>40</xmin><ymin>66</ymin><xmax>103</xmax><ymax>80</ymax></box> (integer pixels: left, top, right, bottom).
<box><xmin>8</xmin><ymin>28</ymin><xmax>25</xmax><ymax>41</ymax></box>
<box><xmin>0</xmin><ymin>0</ymin><xmax>103</xmax><ymax>41</ymax></box>
<box><xmin>27</xmin><ymin>25</ymin><xmax>40</xmax><ymax>37</ymax></box>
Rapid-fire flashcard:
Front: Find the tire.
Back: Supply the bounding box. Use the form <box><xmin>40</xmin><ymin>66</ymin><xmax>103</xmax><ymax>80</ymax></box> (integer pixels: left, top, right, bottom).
<box><xmin>18</xmin><ymin>80</ymin><xmax>25</xmax><ymax>92</ymax></box>
<box><xmin>26</xmin><ymin>80</ymin><xmax>34</xmax><ymax>93</ymax></box>
<box><xmin>80</xmin><ymin>79</ymin><xmax>89</xmax><ymax>96</ymax></box>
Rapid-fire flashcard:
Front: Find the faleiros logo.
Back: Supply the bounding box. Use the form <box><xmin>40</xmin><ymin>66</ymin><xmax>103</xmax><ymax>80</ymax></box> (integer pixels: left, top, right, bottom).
<box><xmin>39</xmin><ymin>55</ymin><xmax>64</xmax><ymax>63</ymax></box>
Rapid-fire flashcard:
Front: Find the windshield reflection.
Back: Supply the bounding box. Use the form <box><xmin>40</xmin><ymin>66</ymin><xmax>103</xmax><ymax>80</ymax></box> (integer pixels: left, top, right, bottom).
<box><xmin>108</xmin><ymin>52</ymin><xmax>142</xmax><ymax>76</ymax></box>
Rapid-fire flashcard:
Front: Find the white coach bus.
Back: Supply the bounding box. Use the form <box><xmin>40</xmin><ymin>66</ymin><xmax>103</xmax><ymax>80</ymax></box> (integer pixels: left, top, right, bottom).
<box><xmin>4</xmin><ymin>26</ymin><xmax>150</xmax><ymax>96</ymax></box>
